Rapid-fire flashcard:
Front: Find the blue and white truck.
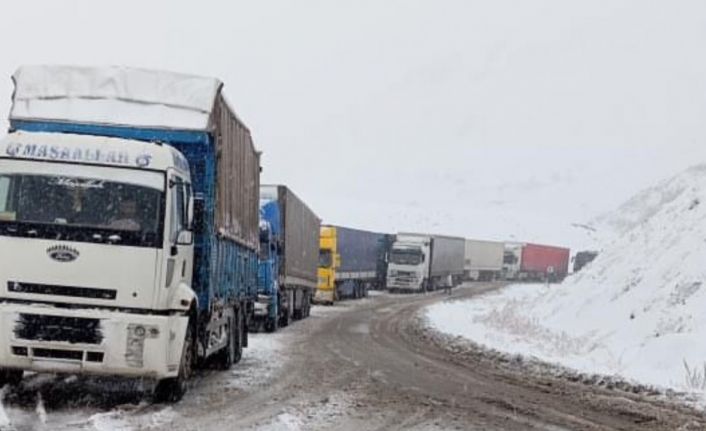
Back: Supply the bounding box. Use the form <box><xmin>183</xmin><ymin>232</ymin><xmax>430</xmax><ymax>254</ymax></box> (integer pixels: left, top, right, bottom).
<box><xmin>0</xmin><ymin>65</ymin><xmax>260</xmax><ymax>401</ymax></box>
<box><xmin>256</xmin><ymin>185</ymin><xmax>320</xmax><ymax>332</ymax></box>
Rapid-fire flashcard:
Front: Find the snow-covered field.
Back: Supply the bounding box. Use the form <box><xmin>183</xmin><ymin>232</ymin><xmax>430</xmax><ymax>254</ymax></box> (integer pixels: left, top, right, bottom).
<box><xmin>426</xmin><ymin>164</ymin><xmax>706</xmax><ymax>401</ymax></box>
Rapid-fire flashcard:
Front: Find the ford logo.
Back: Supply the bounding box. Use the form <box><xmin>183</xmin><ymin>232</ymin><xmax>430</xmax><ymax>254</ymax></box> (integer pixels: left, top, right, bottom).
<box><xmin>47</xmin><ymin>245</ymin><xmax>80</xmax><ymax>263</ymax></box>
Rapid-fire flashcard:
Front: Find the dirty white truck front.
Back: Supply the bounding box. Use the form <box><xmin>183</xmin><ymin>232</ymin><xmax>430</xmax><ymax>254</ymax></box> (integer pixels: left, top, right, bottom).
<box><xmin>386</xmin><ymin>238</ymin><xmax>429</xmax><ymax>291</ymax></box>
<box><xmin>0</xmin><ymin>131</ymin><xmax>194</xmax><ymax>380</ymax></box>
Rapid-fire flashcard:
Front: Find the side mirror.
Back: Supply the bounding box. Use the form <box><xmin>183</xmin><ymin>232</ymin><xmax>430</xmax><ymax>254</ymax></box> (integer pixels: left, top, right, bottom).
<box><xmin>334</xmin><ymin>254</ymin><xmax>341</xmax><ymax>268</ymax></box>
<box><xmin>177</xmin><ymin>230</ymin><xmax>193</xmax><ymax>246</ymax></box>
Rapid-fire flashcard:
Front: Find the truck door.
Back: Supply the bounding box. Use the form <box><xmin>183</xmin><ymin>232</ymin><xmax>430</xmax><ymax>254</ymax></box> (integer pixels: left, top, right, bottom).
<box><xmin>167</xmin><ymin>175</ymin><xmax>194</xmax><ymax>291</ymax></box>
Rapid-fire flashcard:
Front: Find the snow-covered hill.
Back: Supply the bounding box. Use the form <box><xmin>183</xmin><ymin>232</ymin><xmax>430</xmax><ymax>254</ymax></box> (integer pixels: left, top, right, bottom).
<box><xmin>426</xmin><ymin>164</ymin><xmax>706</xmax><ymax>398</ymax></box>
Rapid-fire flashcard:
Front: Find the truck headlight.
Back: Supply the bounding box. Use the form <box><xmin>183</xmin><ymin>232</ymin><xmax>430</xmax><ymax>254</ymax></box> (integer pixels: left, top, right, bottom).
<box><xmin>133</xmin><ymin>325</ymin><xmax>146</xmax><ymax>337</ymax></box>
<box><xmin>126</xmin><ymin>324</ymin><xmax>159</xmax><ymax>368</ymax></box>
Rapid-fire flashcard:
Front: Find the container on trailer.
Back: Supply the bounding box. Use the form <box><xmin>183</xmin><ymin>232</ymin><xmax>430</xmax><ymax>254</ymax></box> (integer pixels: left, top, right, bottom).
<box><xmin>277</xmin><ymin>186</ymin><xmax>320</xmax><ymax>288</ymax></box>
<box><xmin>520</xmin><ymin>243</ymin><xmax>570</xmax><ymax>280</ymax></box>
<box><xmin>464</xmin><ymin>239</ymin><xmax>504</xmax><ymax>281</ymax></box>
<box><xmin>402</xmin><ymin>233</ymin><xmax>464</xmax><ymax>279</ymax></box>
<box><xmin>336</xmin><ymin>226</ymin><xmax>386</xmax><ymax>277</ymax></box>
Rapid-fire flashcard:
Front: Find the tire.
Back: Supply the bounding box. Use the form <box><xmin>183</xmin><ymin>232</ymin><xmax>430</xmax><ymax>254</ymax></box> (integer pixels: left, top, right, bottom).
<box><xmin>280</xmin><ymin>308</ymin><xmax>290</xmax><ymax>328</ymax></box>
<box><xmin>232</xmin><ymin>310</ymin><xmax>244</xmax><ymax>364</ymax></box>
<box><xmin>292</xmin><ymin>302</ymin><xmax>303</xmax><ymax>320</ymax></box>
<box><xmin>213</xmin><ymin>312</ymin><xmax>237</xmax><ymax>370</ymax></box>
<box><xmin>264</xmin><ymin>315</ymin><xmax>278</xmax><ymax>333</ymax></box>
<box><xmin>154</xmin><ymin>322</ymin><xmax>194</xmax><ymax>403</ymax></box>
<box><xmin>303</xmin><ymin>294</ymin><xmax>311</xmax><ymax>318</ymax></box>
<box><xmin>0</xmin><ymin>369</ymin><xmax>23</xmax><ymax>387</ymax></box>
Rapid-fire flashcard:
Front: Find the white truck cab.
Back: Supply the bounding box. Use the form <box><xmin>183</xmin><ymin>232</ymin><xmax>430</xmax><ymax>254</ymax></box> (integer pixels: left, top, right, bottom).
<box><xmin>386</xmin><ymin>235</ymin><xmax>431</xmax><ymax>292</ymax></box>
<box><xmin>502</xmin><ymin>242</ymin><xmax>523</xmax><ymax>280</ymax></box>
<box><xmin>0</xmin><ymin>131</ymin><xmax>195</xmax><ymax>381</ymax></box>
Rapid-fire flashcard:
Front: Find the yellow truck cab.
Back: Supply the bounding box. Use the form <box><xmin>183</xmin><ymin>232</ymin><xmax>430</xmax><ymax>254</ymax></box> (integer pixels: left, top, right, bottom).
<box><xmin>315</xmin><ymin>226</ymin><xmax>339</xmax><ymax>304</ymax></box>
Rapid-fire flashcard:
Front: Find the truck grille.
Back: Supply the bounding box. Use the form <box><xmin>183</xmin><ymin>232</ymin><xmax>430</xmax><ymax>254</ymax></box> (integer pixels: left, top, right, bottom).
<box><xmin>11</xmin><ymin>346</ymin><xmax>104</xmax><ymax>363</ymax></box>
<box><xmin>14</xmin><ymin>314</ymin><xmax>103</xmax><ymax>345</ymax></box>
<box><xmin>7</xmin><ymin>281</ymin><xmax>117</xmax><ymax>300</ymax></box>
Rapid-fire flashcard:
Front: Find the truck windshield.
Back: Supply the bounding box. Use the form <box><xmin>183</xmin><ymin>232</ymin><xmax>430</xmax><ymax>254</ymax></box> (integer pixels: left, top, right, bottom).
<box><xmin>503</xmin><ymin>252</ymin><xmax>518</xmax><ymax>265</ymax></box>
<box><xmin>319</xmin><ymin>249</ymin><xmax>333</xmax><ymax>267</ymax></box>
<box><xmin>389</xmin><ymin>249</ymin><xmax>423</xmax><ymax>265</ymax></box>
<box><xmin>0</xmin><ymin>173</ymin><xmax>164</xmax><ymax>248</ymax></box>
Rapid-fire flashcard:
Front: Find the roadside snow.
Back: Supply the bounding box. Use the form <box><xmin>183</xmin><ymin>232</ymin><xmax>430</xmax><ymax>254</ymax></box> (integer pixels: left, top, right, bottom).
<box><xmin>426</xmin><ymin>164</ymin><xmax>706</xmax><ymax>400</ymax></box>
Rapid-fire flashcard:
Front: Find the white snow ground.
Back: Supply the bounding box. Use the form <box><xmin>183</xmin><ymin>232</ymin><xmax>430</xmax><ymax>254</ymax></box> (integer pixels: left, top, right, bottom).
<box><xmin>426</xmin><ymin>164</ymin><xmax>706</xmax><ymax>401</ymax></box>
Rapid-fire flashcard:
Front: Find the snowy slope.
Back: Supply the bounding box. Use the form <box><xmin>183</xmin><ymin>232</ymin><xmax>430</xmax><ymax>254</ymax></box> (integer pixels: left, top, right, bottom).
<box><xmin>426</xmin><ymin>164</ymin><xmax>706</xmax><ymax>396</ymax></box>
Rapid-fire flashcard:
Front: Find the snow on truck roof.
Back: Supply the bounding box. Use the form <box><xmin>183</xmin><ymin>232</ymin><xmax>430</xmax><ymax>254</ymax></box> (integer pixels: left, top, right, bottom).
<box><xmin>10</xmin><ymin>65</ymin><xmax>222</xmax><ymax>131</ymax></box>
<box><xmin>0</xmin><ymin>131</ymin><xmax>190</xmax><ymax>176</ymax></box>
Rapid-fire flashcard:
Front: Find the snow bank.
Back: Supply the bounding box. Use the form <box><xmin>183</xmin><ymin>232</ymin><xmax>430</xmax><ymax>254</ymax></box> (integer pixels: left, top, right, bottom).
<box><xmin>427</xmin><ymin>164</ymin><xmax>706</xmax><ymax>397</ymax></box>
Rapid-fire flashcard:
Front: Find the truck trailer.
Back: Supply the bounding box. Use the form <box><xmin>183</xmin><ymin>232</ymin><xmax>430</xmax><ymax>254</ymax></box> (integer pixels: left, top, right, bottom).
<box><xmin>315</xmin><ymin>225</ymin><xmax>389</xmax><ymax>304</ymax></box>
<box><xmin>0</xmin><ymin>65</ymin><xmax>260</xmax><ymax>402</ymax></box>
<box><xmin>464</xmin><ymin>239</ymin><xmax>504</xmax><ymax>281</ymax></box>
<box><xmin>256</xmin><ymin>185</ymin><xmax>320</xmax><ymax>332</ymax></box>
<box><xmin>386</xmin><ymin>233</ymin><xmax>465</xmax><ymax>293</ymax></box>
<box><xmin>503</xmin><ymin>242</ymin><xmax>570</xmax><ymax>282</ymax></box>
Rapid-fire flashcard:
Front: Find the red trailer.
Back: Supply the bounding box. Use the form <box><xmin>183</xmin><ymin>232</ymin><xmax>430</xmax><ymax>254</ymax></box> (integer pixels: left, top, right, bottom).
<box><xmin>520</xmin><ymin>243</ymin><xmax>570</xmax><ymax>281</ymax></box>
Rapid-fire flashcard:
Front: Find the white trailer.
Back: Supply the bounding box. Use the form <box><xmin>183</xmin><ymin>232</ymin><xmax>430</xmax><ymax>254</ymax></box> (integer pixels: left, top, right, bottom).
<box><xmin>464</xmin><ymin>239</ymin><xmax>504</xmax><ymax>281</ymax></box>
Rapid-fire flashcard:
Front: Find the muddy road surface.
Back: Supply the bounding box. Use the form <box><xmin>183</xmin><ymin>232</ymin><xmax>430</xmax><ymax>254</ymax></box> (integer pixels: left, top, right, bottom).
<box><xmin>1</xmin><ymin>283</ymin><xmax>705</xmax><ymax>430</ymax></box>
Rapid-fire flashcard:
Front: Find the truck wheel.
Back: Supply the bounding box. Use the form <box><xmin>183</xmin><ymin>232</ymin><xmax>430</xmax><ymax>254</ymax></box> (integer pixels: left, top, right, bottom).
<box><xmin>292</xmin><ymin>307</ymin><xmax>302</xmax><ymax>320</ymax></box>
<box><xmin>214</xmin><ymin>313</ymin><xmax>237</xmax><ymax>370</ymax></box>
<box><xmin>232</xmin><ymin>310</ymin><xmax>244</xmax><ymax>364</ymax></box>
<box><xmin>0</xmin><ymin>369</ymin><xmax>23</xmax><ymax>387</ymax></box>
<box><xmin>280</xmin><ymin>309</ymin><xmax>290</xmax><ymax>328</ymax></box>
<box><xmin>303</xmin><ymin>294</ymin><xmax>311</xmax><ymax>318</ymax></box>
<box><xmin>264</xmin><ymin>316</ymin><xmax>278</xmax><ymax>333</ymax></box>
<box><xmin>154</xmin><ymin>322</ymin><xmax>194</xmax><ymax>403</ymax></box>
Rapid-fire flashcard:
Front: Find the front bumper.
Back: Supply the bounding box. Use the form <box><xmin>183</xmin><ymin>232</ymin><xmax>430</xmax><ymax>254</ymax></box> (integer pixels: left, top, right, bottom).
<box><xmin>0</xmin><ymin>303</ymin><xmax>188</xmax><ymax>379</ymax></box>
<box><xmin>253</xmin><ymin>294</ymin><xmax>275</xmax><ymax>318</ymax></box>
<box><xmin>386</xmin><ymin>277</ymin><xmax>423</xmax><ymax>291</ymax></box>
<box><xmin>313</xmin><ymin>289</ymin><xmax>334</xmax><ymax>304</ymax></box>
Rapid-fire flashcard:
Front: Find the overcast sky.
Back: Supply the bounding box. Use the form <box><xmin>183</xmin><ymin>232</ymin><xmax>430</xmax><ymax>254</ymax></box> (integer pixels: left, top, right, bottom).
<box><xmin>1</xmin><ymin>1</ymin><xmax>705</xmax><ymax>248</ymax></box>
